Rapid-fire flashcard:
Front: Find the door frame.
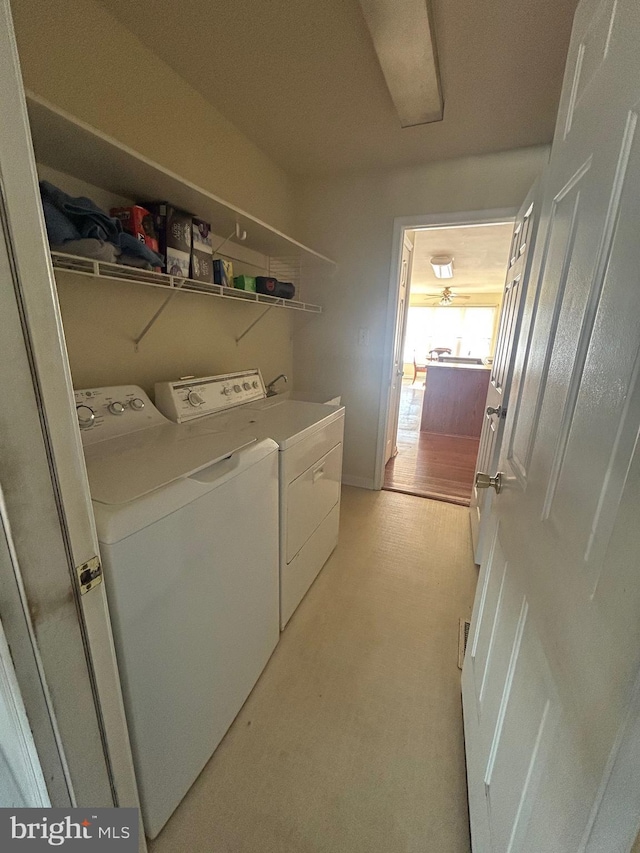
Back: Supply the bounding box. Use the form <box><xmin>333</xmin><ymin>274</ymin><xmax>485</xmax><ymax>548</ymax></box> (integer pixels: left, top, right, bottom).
<box><xmin>384</xmin><ymin>231</ymin><xmax>414</xmax><ymax>465</ymax></box>
<box><xmin>470</xmin><ymin>183</ymin><xmax>541</xmax><ymax>565</ymax></box>
<box><xmin>0</xmin><ymin>0</ymin><xmax>143</xmax><ymax>831</ymax></box>
<box><xmin>374</xmin><ymin>207</ymin><xmax>518</xmax><ymax>491</ymax></box>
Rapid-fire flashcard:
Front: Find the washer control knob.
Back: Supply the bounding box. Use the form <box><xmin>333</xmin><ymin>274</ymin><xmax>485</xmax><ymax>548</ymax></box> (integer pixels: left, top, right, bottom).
<box><xmin>108</xmin><ymin>401</ymin><xmax>126</xmax><ymax>415</ymax></box>
<box><xmin>233</xmin><ymin>384</ymin><xmax>241</xmax><ymax>393</ymax></box>
<box><xmin>188</xmin><ymin>390</ymin><xmax>205</xmax><ymax>407</ymax></box>
<box><xmin>222</xmin><ymin>387</ymin><xmax>232</xmax><ymax>397</ymax></box>
<box><xmin>242</xmin><ymin>382</ymin><xmax>251</xmax><ymax>390</ymax></box>
<box><xmin>76</xmin><ymin>405</ymin><xmax>95</xmax><ymax>429</ymax></box>
<box><xmin>130</xmin><ymin>397</ymin><xmax>145</xmax><ymax>411</ymax></box>
<box><xmin>252</xmin><ymin>381</ymin><xmax>259</xmax><ymax>389</ymax></box>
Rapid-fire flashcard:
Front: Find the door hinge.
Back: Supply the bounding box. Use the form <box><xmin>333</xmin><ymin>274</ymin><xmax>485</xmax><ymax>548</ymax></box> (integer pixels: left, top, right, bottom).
<box><xmin>76</xmin><ymin>555</ymin><xmax>102</xmax><ymax>594</ymax></box>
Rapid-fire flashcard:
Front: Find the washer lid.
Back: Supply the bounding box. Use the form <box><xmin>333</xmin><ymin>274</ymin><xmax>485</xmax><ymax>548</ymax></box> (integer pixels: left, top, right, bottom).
<box><xmin>83</xmin><ymin>423</ymin><xmax>256</xmax><ymax>505</ymax></box>
<box><xmin>223</xmin><ymin>399</ymin><xmax>345</xmax><ymax>450</ymax></box>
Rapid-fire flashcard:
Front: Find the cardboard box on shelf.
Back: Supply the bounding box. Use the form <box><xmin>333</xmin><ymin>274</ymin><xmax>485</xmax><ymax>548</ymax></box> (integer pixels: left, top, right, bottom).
<box><xmin>110</xmin><ymin>206</ymin><xmax>159</xmax><ymax>254</ymax></box>
<box><xmin>213</xmin><ymin>258</ymin><xmax>234</xmax><ymax>288</ymax></box>
<box><xmin>191</xmin><ymin>252</ymin><xmax>213</xmax><ymax>283</ymax></box>
<box><xmin>192</xmin><ymin>218</ymin><xmax>212</xmax><ymax>253</ymax></box>
<box><xmin>166</xmin><ymin>250</ymin><xmax>190</xmax><ymax>279</ymax></box>
<box><xmin>144</xmin><ymin>203</ymin><xmax>192</xmax><ymax>275</ymax></box>
<box><xmin>191</xmin><ymin>218</ymin><xmax>213</xmax><ymax>282</ymax></box>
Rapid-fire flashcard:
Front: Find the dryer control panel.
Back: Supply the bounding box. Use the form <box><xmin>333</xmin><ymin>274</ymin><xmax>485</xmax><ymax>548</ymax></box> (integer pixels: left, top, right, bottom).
<box><xmin>155</xmin><ymin>369</ymin><xmax>266</xmax><ymax>423</ymax></box>
<box><xmin>74</xmin><ymin>385</ymin><xmax>168</xmax><ymax>445</ymax></box>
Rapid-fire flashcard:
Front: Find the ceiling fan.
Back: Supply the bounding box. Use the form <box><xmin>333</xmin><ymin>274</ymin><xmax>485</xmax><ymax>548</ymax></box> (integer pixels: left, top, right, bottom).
<box><xmin>420</xmin><ymin>287</ymin><xmax>470</xmax><ymax>306</ymax></box>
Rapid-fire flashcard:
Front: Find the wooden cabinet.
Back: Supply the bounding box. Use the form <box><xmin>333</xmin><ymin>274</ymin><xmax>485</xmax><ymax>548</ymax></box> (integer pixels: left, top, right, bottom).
<box><xmin>420</xmin><ymin>364</ymin><xmax>490</xmax><ymax>438</ymax></box>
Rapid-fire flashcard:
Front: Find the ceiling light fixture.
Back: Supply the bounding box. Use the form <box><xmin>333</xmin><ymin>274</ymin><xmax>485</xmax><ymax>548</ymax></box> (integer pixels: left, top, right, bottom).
<box><xmin>430</xmin><ymin>255</ymin><xmax>453</xmax><ymax>279</ymax></box>
<box><xmin>358</xmin><ymin>0</ymin><xmax>443</xmax><ymax>127</ymax></box>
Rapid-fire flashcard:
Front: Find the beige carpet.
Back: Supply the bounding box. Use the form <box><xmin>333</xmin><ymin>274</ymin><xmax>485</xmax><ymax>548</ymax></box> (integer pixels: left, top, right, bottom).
<box><xmin>150</xmin><ymin>486</ymin><xmax>477</xmax><ymax>853</ymax></box>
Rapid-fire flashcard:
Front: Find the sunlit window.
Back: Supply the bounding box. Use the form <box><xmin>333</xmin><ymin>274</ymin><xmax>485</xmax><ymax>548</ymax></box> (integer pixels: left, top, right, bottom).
<box><xmin>404</xmin><ymin>306</ymin><xmax>496</xmax><ymax>362</ymax></box>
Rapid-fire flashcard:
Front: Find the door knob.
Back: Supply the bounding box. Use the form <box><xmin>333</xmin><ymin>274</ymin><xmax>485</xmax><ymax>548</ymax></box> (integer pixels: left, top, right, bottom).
<box><xmin>475</xmin><ymin>472</ymin><xmax>503</xmax><ymax>494</ymax></box>
<box><xmin>486</xmin><ymin>405</ymin><xmax>505</xmax><ymax>418</ymax></box>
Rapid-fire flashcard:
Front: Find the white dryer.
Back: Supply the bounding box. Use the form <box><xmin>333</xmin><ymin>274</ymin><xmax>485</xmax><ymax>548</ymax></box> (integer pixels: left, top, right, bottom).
<box><xmin>75</xmin><ymin>384</ymin><xmax>280</xmax><ymax>839</ymax></box>
<box><xmin>155</xmin><ymin>370</ymin><xmax>345</xmax><ymax>629</ymax></box>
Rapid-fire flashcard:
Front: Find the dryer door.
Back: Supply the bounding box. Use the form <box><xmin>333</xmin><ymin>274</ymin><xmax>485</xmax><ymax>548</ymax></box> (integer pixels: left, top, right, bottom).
<box><xmin>286</xmin><ymin>443</ymin><xmax>342</xmax><ymax>563</ymax></box>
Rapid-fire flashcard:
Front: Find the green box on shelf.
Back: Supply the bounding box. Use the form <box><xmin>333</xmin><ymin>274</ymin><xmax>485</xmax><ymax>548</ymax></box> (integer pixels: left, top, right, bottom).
<box><xmin>233</xmin><ymin>275</ymin><xmax>256</xmax><ymax>292</ymax></box>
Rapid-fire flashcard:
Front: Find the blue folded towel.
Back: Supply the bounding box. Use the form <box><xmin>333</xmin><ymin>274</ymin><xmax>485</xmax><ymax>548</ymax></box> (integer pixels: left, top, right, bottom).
<box><xmin>39</xmin><ymin>181</ymin><xmax>164</xmax><ymax>267</ymax></box>
<box><xmin>118</xmin><ymin>232</ymin><xmax>164</xmax><ymax>266</ymax></box>
<box><xmin>40</xmin><ymin>180</ymin><xmax>122</xmax><ymax>243</ymax></box>
<box><xmin>41</xmin><ymin>199</ymin><xmax>82</xmax><ymax>244</ymax></box>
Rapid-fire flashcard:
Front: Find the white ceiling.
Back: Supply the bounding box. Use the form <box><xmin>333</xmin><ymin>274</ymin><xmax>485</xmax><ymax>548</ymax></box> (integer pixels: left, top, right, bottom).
<box><xmin>97</xmin><ymin>0</ymin><xmax>578</xmax><ymax>176</ymax></box>
<box><xmin>410</xmin><ymin>223</ymin><xmax>514</xmax><ymax>295</ymax></box>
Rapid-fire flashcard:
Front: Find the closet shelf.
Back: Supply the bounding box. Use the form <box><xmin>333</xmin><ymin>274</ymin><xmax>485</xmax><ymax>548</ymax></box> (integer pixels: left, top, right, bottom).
<box><xmin>26</xmin><ymin>92</ymin><xmax>335</xmax><ymax>270</ymax></box>
<box><xmin>51</xmin><ymin>252</ymin><xmax>323</xmax><ymax>314</ymax></box>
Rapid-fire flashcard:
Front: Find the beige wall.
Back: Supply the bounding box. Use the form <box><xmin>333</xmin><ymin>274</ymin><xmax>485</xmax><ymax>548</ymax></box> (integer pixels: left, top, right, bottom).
<box><xmin>11</xmin><ymin>0</ymin><xmax>294</xmax><ymax>234</ymax></box>
<box><xmin>12</xmin><ymin>0</ymin><xmax>296</xmax><ymax>396</ymax></box>
<box><xmin>56</xmin><ymin>273</ymin><xmax>292</xmax><ymax>396</ymax></box>
<box><xmin>294</xmin><ymin>146</ymin><xmax>550</xmax><ymax>487</ymax></box>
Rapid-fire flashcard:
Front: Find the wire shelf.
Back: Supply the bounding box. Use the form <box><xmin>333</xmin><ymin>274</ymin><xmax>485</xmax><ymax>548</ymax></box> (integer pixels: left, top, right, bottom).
<box><xmin>50</xmin><ymin>252</ymin><xmax>323</xmax><ymax>314</ymax></box>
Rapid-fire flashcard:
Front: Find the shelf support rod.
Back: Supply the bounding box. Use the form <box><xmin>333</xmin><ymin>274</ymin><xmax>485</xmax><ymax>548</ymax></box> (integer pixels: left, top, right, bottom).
<box><xmin>235</xmin><ymin>305</ymin><xmax>274</xmax><ymax>344</ymax></box>
<box><xmin>134</xmin><ymin>279</ymin><xmax>185</xmax><ymax>351</ymax></box>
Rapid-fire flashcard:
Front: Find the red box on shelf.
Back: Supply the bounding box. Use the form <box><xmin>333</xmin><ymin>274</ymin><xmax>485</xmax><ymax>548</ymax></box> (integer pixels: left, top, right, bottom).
<box><xmin>110</xmin><ymin>205</ymin><xmax>159</xmax><ymax>255</ymax></box>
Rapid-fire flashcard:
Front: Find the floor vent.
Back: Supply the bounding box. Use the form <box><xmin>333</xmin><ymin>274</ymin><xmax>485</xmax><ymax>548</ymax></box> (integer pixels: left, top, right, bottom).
<box><xmin>458</xmin><ymin>619</ymin><xmax>471</xmax><ymax>670</ymax></box>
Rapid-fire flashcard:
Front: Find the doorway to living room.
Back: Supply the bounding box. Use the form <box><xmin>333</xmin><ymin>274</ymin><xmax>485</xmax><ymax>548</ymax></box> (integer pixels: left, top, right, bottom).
<box><xmin>383</xmin><ymin>219</ymin><xmax>514</xmax><ymax>505</ymax></box>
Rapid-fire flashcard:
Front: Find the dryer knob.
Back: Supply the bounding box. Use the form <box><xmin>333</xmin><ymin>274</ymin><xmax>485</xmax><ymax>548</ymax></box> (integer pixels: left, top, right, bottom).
<box><xmin>76</xmin><ymin>405</ymin><xmax>95</xmax><ymax>429</ymax></box>
<box><xmin>222</xmin><ymin>387</ymin><xmax>232</xmax><ymax>397</ymax></box>
<box><xmin>233</xmin><ymin>384</ymin><xmax>241</xmax><ymax>393</ymax></box>
<box><xmin>252</xmin><ymin>381</ymin><xmax>259</xmax><ymax>389</ymax></box>
<box><xmin>243</xmin><ymin>382</ymin><xmax>251</xmax><ymax>390</ymax></box>
<box><xmin>188</xmin><ymin>390</ymin><xmax>205</xmax><ymax>407</ymax></box>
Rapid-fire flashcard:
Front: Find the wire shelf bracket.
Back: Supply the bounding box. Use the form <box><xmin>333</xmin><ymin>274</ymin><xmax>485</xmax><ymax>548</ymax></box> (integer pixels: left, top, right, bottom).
<box><xmin>235</xmin><ymin>305</ymin><xmax>275</xmax><ymax>344</ymax></box>
<box><xmin>49</xmin><ymin>251</ymin><xmax>323</xmax><ymax>350</ymax></box>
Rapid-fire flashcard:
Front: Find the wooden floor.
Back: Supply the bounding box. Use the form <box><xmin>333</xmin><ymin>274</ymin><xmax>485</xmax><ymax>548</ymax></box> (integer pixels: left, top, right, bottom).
<box><xmin>384</xmin><ymin>383</ymin><xmax>480</xmax><ymax>506</ymax></box>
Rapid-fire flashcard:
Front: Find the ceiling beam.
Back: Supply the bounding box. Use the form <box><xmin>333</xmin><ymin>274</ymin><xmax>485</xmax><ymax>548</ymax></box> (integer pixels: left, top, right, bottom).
<box><xmin>358</xmin><ymin>0</ymin><xmax>443</xmax><ymax>127</ymax></box>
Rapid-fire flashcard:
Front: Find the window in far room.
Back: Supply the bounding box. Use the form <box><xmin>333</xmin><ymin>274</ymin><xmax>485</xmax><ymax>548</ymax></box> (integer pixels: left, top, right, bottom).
<box><xmin>403</xmin><ymin>305</ymin><xmax>497</xmax><ymax>365</ymax></box>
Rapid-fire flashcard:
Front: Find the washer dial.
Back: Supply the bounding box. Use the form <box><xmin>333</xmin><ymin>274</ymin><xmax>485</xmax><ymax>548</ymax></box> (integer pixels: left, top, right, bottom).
<box><xmin>76</xmin><ymin>405</ymin><xmax>95</xmax><ymax>429</ymax></box>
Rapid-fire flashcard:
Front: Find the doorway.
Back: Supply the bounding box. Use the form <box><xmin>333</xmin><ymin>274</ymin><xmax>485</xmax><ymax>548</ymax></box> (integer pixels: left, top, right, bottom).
<box><xmin>380</xmin><ymin>215</ymin><xmax>515</xmax><ymax>505</ymax></box>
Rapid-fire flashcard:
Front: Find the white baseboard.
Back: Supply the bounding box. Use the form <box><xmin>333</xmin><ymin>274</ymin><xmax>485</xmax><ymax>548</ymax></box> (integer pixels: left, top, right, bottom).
<box><xmin>342</xmin><ymin>475</ymin><xmax>377</xmax><ymax>490</ymax></box>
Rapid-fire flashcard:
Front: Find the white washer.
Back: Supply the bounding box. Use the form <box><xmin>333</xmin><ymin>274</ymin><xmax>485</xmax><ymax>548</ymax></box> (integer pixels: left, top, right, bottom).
<box><xmin>155</xmin><ymin>370</ymin><xmax>345</xmax><ymax>629</ymax></box>
<box><xmin>75</xmin><ymin>384</ymin><xmax>280</xmax><ymax>839</ymax></box>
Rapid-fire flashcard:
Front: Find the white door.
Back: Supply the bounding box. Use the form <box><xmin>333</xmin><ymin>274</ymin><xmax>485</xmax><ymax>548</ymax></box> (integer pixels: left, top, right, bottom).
<box><xmin>0</xmin><ymin>0</ymin><xmax>142</xmax><ymax>831</ymax></box>
<box><xmin>462</xmin><ymin>0</ymin><xmax>640</xmax><ymax>850</ymax></box>
<box><xmin>470</xmin><ymin>187</ymin><xmax>539</xmax><ymax>564</ymax></box>
<box><xmin>0</xmin><ymin>500</ymin><xmax>49</xmax><ymax>809</ymax></box>
<box><xmin>384</xmin><ymin>235</ymin><xmax>414</xmax><ymax>464</ymax></box>
<box><xmin>0</xmin><ymin>617</ymin><xmax>48</xmax><ymax>808</ymax></box>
